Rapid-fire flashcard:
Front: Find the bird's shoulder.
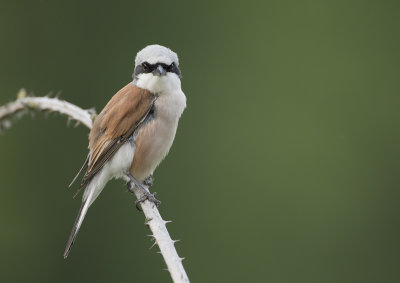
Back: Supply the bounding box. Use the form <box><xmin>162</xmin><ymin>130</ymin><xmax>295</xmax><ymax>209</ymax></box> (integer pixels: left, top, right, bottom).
<box><xmin>89</xmin><ymin>83</ymin><xmax>156</xmax><ymax>150</ymax></box>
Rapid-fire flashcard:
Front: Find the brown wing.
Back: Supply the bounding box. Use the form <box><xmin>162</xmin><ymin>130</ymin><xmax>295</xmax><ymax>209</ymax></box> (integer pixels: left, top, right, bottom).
<box><xmin>73</xmin><ymin>83</ymin><xmax>156</xmax><ymax>195</ymax></box>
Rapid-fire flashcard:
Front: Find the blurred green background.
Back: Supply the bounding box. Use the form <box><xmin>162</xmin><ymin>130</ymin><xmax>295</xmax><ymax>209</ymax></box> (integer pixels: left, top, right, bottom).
<box><xmin>0</xmin><ymin>0</ymin><xmax>399</xmax><ymax>282</ymax></box>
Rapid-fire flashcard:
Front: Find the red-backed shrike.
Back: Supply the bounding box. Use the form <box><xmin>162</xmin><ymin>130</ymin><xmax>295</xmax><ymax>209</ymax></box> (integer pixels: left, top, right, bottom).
<box><xmin>64</xmin><ymin>45</ymin><xmax>186</xmax><ymax>258</ymax></box>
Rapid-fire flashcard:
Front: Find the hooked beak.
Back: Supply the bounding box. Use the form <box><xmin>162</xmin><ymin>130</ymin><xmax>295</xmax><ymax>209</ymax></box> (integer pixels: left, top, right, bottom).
<box><xmin>152</xmin><ymin>65</ymin><xmax>167</xmax><ymax>76</ymax></box>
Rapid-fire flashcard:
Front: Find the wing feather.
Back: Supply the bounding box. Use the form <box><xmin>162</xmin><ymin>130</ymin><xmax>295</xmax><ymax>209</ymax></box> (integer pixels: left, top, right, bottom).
<box><xmin>73</xmin><ymin>83</ymin><xmax>156</xmax><ymax>194</ymax></box>
<box><xmin>68</xmin><ymin>154</ymin><xmax>89</xmax><ymax>188</ymax></box>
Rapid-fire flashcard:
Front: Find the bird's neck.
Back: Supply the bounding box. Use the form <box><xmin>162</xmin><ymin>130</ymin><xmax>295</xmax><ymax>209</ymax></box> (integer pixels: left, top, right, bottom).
<box><xmin>133</xmin><ymin>73</ymin><xmax>182</xmax><ymax>95</ymax></box>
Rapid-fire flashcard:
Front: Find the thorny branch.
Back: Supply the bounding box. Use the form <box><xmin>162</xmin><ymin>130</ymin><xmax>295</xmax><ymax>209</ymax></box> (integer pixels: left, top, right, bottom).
<box><xmin>0</xmin><ymin>89</ymin><xmax>189</xmax><ymax>283</ymax></box>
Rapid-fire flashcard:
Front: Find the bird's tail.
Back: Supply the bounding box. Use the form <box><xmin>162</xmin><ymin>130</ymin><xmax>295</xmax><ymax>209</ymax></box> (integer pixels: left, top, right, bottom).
<box><xmin>63</xmin><ymin>189</ymin><xmax>94</xmax><ymax>259</ymax></box>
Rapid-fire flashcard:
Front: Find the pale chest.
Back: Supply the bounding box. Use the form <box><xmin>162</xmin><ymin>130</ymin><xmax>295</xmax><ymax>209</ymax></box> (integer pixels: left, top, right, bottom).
<box><xmin>129</xmin><ymin>91</ymin><xmax>186</xmax><ymax>181</ymax></box>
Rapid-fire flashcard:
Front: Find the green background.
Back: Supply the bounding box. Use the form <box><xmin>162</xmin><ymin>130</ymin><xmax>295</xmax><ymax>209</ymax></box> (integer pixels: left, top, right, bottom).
<box><xmin>0</xmin><ymin>0</ymin><xmax>399</xmax><ymax>282</ymax></box>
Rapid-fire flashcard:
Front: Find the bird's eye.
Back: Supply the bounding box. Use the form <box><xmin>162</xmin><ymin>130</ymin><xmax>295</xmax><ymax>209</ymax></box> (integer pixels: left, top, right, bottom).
<box><xmin>167</xmin><ymin>63</ymin><xmax>174</xmax><ymax>72</ymax></box>
<box><xmin>142</xmin><ymin>62</ymin><xmax>150</xmax><ymax>71</ymax></box>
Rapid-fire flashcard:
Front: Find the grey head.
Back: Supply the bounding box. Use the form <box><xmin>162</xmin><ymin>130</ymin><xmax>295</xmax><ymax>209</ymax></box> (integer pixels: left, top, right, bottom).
<box><xmin>133</xmin><ymin>44</ymin><xmax>181</xmax><ymax>79</ymax></box>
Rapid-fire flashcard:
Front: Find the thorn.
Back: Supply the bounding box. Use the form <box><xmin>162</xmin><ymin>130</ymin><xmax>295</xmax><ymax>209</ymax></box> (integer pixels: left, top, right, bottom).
<box><xmin>2</xmin><ymin>120</ymin><xmax>11</xmax><ymax>129</ymax></box>
<box><xmin>163</xmin><ymin>268</ymin><xmax>169</xmax><ymax>272</ymax></box>
<box><xmin>44</xmin><ymin>110</ymin><xmax>51</xmax><ymax>118</ymax></box>
<box><xmin>88</xmin><ymin>107</ymin><xmax>97</xmax><ymax>114</ymax></box>
<box><xmin>156</xmin><ymin>251</ymin><xmax>162</xmax><ymax>254</ymax></box>
<box><xmin>67</xmin><ymin>116</ymin><xmax>72</xmax><ymax>127</ymax></box>
<box><xmin>149</xmin><ymin>240</ymin><xmax>158</xmax><ymax>249</ymax></box>
<box><xmin>74</xmin><ymin>120</ymin><xmax>80</xmax><ymax>127</ymax></box>
<box><xmin>16</xmin><ymin>88</ymin><xmax>27</xmax><ymax>99</ymax></box>
<box><xmin>173</xmin><ymin>239</ymin><xmax>181</xmax><ymax>244</ymax></box>
<box><xmin>15</xmin><ymin>111</ymin><xmax>24</xmax><ymax>119</ymax></box>
<box><xmin>164</xmin><ymin>220</ymin><xmax>172</xmax><ymax>225</ymax></box>
<box><xmin>179</xmin><ymin>257</ymin><xmax>185</xmax><ymax>261</ymax></box>
<box><xmin>87</xmin><ymin>108</ymin><xmax>97</xmax><ymax>120</ymax></box>
<box><xmin>55</xmin><ymin>90</ymin><xmax>62</xmax><ymax>98</ymax></box>
<box><xmin>146</xmin><ymin>234</ymin><xmax>155</xmax><ymax>238</ymax></box>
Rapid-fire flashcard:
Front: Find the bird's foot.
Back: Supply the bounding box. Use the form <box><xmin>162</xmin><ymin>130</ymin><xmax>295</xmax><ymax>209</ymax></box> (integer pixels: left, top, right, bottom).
<box><xmin>125</xmin><ymin>171</ymin><xmax>161</xmax><ymax>211</ymax></box>
<box><xmin>143</xmin><ymin>174</ymin><xmax>154</xmax><ymax>187</ymax></box>
<box><xmin>135</xmin><ymin>191</ymin><xmax>161</xmax><ymax>211</ymax></box>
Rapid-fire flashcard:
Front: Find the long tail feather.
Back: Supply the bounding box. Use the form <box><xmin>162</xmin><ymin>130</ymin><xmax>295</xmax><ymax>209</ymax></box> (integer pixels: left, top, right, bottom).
<box><xmin>63</xmin><ymin>191</ymin><xmax>93</xmax><ymax>258</ymax></box>
<box><xmin>64</xmin><ymin>164</ymin><xmax>109</xmax><ymax>258</ymax></box>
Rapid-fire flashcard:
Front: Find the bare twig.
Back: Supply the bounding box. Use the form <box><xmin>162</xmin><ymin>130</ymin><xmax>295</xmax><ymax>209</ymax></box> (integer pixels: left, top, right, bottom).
<box><xmin>131</xmin><ymin>184</ymin><xmax>189</xmax><ymax>283</ymax></box>
<box><xmin>0</xmin><ymin>89</ymin><xmax>189</xmax><ymax>283</ymax></box>
<box><xmin>0</xmin><ymin>89</ymin><xmax>96</xmax><ymax>132</ymax></box>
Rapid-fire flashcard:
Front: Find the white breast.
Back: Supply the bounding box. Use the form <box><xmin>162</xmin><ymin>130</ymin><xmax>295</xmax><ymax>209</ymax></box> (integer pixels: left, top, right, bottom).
<box><xmin>130</xmin><ymin>73</ymin><xmax>186</xmax><ymax>181</ymax></box>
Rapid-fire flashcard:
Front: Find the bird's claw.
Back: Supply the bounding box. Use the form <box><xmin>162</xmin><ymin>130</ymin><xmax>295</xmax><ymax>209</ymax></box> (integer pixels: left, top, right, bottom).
<box><xmin>124</xmin><ymin>172</ymin><xmax>160</xmax><ymax>211</ymax></box>
<box><xmin>135</xmin><ymin>192</ymin><xmax>161</xmax><ymax>211</ymax></box>
<box><xmin>143</xmin><ymin>174</ymin><xmax>154</xmax><ymax>187</ymax></box>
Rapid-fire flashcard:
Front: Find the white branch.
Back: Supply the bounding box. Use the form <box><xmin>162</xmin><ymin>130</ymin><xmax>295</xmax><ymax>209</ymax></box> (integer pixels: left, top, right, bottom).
<box><xmin>132</xmin><ymin>184</ymin><xmax>190</xmax><ymax>283</ymax></box>
<box><xmin>0</xmin><ymin>89</ymin><xmax>95</xmax><ymax>131</ymax></box>
<box><xmin>0</xmin><ymin>90</ymin><xmax>189</xmax><ymax>283</ymax></box>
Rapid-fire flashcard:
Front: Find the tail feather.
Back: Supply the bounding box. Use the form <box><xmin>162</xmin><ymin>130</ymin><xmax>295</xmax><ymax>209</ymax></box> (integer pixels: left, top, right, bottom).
<box><xmin>63</xmin><ymin>192</ymin><xmax>93</xmax><ymax>258</ymax></box>
<box><xmin>64</xmin><ymin>166</ymin><xmax>108</xmax><ymax>258</ymax></box>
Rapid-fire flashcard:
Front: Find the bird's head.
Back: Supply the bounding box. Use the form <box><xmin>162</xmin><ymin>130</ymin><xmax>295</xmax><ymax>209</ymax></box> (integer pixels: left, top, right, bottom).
<box><xmin>133</xmin><ymin>45</ymin><xmax>182</xmax><ymax>91</ymax></box>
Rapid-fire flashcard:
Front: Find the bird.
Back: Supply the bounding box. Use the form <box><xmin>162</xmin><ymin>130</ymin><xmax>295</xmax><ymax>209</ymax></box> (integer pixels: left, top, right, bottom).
<box><xmin>63</xmin><ymin>44</ymin><xmax>187</xmax><ymax>258</ymax></box>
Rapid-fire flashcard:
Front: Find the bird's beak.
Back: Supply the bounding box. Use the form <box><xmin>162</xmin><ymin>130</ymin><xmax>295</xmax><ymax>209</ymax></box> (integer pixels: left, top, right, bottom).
<box><xmin>153</xmin><ymin>65</ymin><xmax>167</xmax><ymax>76</ymax></box>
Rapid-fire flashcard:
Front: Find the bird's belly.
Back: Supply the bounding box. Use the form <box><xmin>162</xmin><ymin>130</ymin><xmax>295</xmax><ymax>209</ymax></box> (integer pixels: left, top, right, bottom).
<box><xmin>130</xmin><ymin>118</ymin><xmax>178</xmax><ymax>181</ymax></box>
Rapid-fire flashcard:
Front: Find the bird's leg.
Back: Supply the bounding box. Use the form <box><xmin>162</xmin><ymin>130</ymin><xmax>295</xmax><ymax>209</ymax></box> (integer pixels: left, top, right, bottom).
<box><xmin>125</xmin><ymin>171</ymin><xmax>161</xmax><ymax>211</ymax></box>
<box><xmin>143</xmin><ymin>174</ymin><xmax>154</xmax><ymax>187</ymax></box>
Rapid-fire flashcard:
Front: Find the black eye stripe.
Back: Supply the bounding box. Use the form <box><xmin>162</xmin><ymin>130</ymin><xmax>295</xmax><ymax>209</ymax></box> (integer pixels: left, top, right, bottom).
<box><xmin>133</xmin><ymin>62</ymin><xmax>181</xmax><ymax>79</ymax></box>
